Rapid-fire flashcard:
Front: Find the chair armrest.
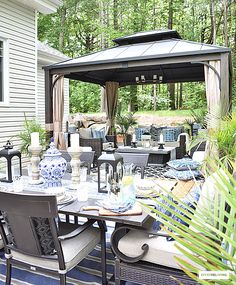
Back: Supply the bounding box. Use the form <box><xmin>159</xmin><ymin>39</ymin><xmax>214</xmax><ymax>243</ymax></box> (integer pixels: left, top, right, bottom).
<box><xmin>58</xmin><ymin>219</ymin><xmax>96</xmax><ymax>240</ymax></box>
<box><xmin>111</xmin><ymin>225</ymin><xmax>149</xmax><ymax>263</ymax></box>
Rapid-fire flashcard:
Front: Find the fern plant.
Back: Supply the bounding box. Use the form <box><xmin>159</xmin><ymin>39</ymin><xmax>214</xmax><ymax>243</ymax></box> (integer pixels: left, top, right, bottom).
<box><xmin>18</xmin><ymin>115</ymin><xmax>48</xmax><ymax>155</ymax></box>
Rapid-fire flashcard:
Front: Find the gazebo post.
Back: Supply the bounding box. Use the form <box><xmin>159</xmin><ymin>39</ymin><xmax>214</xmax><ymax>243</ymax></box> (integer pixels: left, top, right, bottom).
<box><xmin>220</xmin><ymin>53</ymin><xmax>231</xmax><ymax>115</ymax></box>
<box><xmin>45</xmin><ymin>69</ymin><xmax>53</xmax><ymax>133</ymax></box>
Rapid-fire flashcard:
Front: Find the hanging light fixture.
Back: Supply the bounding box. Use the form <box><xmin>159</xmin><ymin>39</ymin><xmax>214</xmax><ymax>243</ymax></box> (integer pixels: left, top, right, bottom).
<box><xmin>135</xmin><ymin>74</ymin><xmax>163</xmax><ymax>84</ymax></box>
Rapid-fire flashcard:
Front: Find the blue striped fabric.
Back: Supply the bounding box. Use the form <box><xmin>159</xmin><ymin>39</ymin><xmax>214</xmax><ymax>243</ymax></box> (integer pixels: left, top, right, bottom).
<box><xmin>0</xmin><ymin>244</ymin><xmax>114</xmax><ymax>285</ymax></box>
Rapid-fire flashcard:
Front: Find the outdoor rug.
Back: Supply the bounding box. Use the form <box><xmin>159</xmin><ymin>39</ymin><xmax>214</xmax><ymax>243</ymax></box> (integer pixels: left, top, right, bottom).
<box><xmin>0</xmin><ymin>244</ymin><xmax>114</xmax><ymax>285</ymax></box>
<box><xmin>91</xmin><ymin>164</ymin><xmax>170</xmax><ymax>179</ymax></box>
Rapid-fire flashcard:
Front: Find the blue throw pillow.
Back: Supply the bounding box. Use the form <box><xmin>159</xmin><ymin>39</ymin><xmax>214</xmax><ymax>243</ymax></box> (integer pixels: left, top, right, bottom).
<box><xmin>91</xmin><ymin>127</ymin><xmax>107</xmax><ymax>142</ymax></box>
<box><xmin>163</xmin><ymin>128</ymin><xmax>176</xmax><ymax>142</ymax></box>
<box><xmin>135</xmin><ymin>127</ymin><xmax>150</xmax><ymax>141</ymax></box>
<box><xmin>152</xmin><ymin>185</ymin><xmax>201</xmax><ymax>240</ymax></box>
<box><xmin>167</xmin><ymin>158</ymin><xmax>200</xmax><ymax>170</ymax></box>
<box><xmin>164</xmin><ymin>169</ymin><xmax>202</xmax><ymax>180</ymax></box>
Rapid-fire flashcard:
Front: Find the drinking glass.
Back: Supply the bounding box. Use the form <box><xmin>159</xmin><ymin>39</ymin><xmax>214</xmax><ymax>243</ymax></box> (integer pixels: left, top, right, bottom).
<box><xmin>77</xmin><ymin>182</ymin><xmax>88</xmax><ymax>202</ymax></box>
<box><xmin>80</xmin><ymin>167</ymin><xmax>87</xmax><ymax>182</ymax></box>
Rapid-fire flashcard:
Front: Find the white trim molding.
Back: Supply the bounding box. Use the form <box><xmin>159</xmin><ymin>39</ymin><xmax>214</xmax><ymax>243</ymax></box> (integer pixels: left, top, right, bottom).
<box><xmin>14</xmin><ymin>0</ymin><xmax>62</xmax><ymax>14</ymax></box>
<box><xmin>0</xmin><ymin>36</ymin><xmax>9</xmax><ymax>106</ymax></box>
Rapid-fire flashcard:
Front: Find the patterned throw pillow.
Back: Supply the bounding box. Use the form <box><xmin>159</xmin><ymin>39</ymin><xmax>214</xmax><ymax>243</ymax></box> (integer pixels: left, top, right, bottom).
<box><xmin>91</xmin><ymin>127</ymin><xmax>107</xmax><ymax>142</ymax></box>
<box><xmin>152</xmin><ymin>185</ymin><xmax>201</xmax><ymax>239</ymax></box>
<box><xmin>167</xmin><ymin>158</ymin><xmax>200</xmax><ymax>170</ymax></box>
<box><xmin>163</xmin><ymin>128</ymin><xmax>176</xmax><ymax>142</ymax></box>
<box><xmin>164</xmin><ymin>169</ymin><xmax>202</xmax><ymax>180</ymax></box>
<box><xmin>135</xmin><ymin>127</ymin><xmax>150</xmax><ymax>141</ymax></box>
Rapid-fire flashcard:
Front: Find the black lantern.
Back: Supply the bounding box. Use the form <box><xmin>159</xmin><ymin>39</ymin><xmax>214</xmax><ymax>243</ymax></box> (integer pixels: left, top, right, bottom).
<box><xmin>0</xmin><ymin>140</ymin><xmax>22</xmax><ymax>183</ymax></box>
<box><xmin>97</xmin><ymin>151</ymin><xmax>123</xmax><ymax>193</ymax></box>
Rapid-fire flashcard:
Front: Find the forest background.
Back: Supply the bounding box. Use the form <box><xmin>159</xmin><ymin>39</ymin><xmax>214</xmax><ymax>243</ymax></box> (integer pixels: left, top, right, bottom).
<box><xmin>38</xmin><ymin>0</ymin><xmax>236</xmax><ymax>115</ymax></box>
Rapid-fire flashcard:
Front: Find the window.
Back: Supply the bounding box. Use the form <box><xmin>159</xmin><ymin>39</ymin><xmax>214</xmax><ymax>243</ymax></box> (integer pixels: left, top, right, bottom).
<box><xmin>0</xmin><ymin>38</ymin><xmax>8</xmax><ymax>104</ymax></box>
<box><xmin>0</xmin><ymin>40</ymin><xmax>3</xmax><ymax>101</ymax></box>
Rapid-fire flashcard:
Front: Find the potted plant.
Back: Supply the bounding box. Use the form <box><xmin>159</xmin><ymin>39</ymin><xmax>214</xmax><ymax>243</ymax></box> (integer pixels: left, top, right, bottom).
<box><xmin>116</xmin><ymin>112</ymin><xmax>137</xmax><ymax>146</ymax></box>
<box><xmin>189</xmin><ymin>115</ymin><xmax>236</xmax><ymax>170</ymax></box>
<box><xmin>18</xmin><ymin>115</ymin><xmax>48</xmax><ymax>156</ymax></box>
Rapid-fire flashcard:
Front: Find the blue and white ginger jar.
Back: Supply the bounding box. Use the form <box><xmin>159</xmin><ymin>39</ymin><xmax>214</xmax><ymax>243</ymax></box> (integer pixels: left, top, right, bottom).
<box><xmin>39</xmin><ymin>140</ymin><xmax>67</xmax><ymax>188</ymax></box>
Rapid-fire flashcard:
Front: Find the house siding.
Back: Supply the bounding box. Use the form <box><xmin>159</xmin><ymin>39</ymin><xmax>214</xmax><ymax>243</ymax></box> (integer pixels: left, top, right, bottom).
<box><xmin>0</xmin><ymin>0</ymin><xmax>36</xmax><ymax>156</ymax></box>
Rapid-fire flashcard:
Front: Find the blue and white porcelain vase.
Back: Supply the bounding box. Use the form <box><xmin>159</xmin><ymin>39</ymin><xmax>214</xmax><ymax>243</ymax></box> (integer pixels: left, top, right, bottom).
<box><xmin>39</xmin><ymin>139</ymin><xmax>67</xmax><ymax>188</ymax></box>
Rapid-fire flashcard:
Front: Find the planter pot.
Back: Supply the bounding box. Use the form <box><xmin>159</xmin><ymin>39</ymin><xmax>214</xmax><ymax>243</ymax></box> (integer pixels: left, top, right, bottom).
<box><xmin>123</xmin><ymin>134</ymin><xmax>132</xmax><ymax>146</ymax></box>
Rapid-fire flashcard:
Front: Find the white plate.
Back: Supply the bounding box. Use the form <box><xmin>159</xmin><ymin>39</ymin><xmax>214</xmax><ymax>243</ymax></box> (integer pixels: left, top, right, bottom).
<box><xmin>57</xmin><ymin>193</ymin><xmax>75</xmax><ymax>205</ymax></box>
<box><xmin>0</xmin><ymin>185</ymin><xmax>8</xmax><ymax>192</ymax></box>
<box><xmin>135</xmin><ymin>179</ymin><xmax>156</xmax><ymax>190</ymax></box>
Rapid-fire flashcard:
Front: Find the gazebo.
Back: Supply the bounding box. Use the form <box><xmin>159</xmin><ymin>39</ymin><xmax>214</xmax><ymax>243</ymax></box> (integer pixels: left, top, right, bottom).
<box><xmin>44</xmin><ymin>29</ymin><xmax>232</xmax><ymax>142</ymax></box>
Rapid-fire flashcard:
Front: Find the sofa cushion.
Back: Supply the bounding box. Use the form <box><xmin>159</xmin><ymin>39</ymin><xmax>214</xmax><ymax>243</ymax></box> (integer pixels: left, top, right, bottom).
<box><xmin>79</xmin><ymin>128</ymin><xmax>93</xmax><ymax>139</ymax></box>
<box><xmin>167</xmin><ymin>158</ymin><xmax>200</xmax><ymax>170</ymax></box>
<box><xmin>135</xmin><ymin>127</ymin><xmax>150</xmax><ymax>141</ymax></box>
<box><xmin>163</xmin><ymin>128</ymin><xmax>176</xmax><ymax>142</ymax></box>
<box><xmin>163</xmin><ymin>127</ymin><xmax>183</xmax><ymax>142</ymax></box>
<box><xmin>91</xmin><ymin>127</ymin><xmax>107</xmax><ymax>142</ymax></box>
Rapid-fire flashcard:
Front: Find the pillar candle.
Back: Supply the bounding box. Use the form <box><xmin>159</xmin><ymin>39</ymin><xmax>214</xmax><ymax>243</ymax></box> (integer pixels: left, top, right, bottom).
<box><xmin>31</xmin><ymin>132</ymin><xmax>39</xmax><ymax>147</ymax></box>
<box><xmin>71</xmin><ymin>133</ymin><xmax>80</xmax><ymax>149</ymax></box>
<box><xmin>132</xmin><ymin>133</ymin><xmax>136</xmax><ymax>142</ymax></box>
<box><xmin>160</xmin><ymin>133</ymin><xmax>164</xmax><ymax>143</ymax></box>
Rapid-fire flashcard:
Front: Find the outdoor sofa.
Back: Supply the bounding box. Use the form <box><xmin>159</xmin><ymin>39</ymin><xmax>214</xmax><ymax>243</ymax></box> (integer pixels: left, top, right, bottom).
<box><xmin>135</xmin><ymin>125</ymin><xmax>187</xmax><ymax>159</ymax></box>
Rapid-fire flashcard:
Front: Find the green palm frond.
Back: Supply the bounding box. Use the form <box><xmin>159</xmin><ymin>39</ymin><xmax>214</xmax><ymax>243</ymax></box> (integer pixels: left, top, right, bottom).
<box><xmin>115</xmin><ymin>112</ymin><xmax>137</xmax><ymax>135</ymax></box>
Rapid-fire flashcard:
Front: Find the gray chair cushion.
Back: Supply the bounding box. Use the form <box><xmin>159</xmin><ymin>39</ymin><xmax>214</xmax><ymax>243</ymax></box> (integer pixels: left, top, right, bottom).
<box><xmin>118</xmin><ymin>229</ymin><xmax>203</xmax><ymax>270</ymax></box>
<box><xmin>0</xmin><ymin>235</ymin><xmax>3</xmax><ymax>249</ymax></box>
<box><xmin>118</xmin><ymin>229</ymin><xmax>184</xmax><ymax>269</ymax></box>
<box><xmin>12</xmin><ymin>226</ymin><xmax>100</xmax><ymax>272</ymax></box>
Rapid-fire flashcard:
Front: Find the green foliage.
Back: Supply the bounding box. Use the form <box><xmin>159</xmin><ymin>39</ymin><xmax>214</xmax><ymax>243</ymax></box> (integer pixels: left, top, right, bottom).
<box><xmin>189</xmin><ymin>115</ymin><xmax>236</xmax><ymax>164</ymax></box>
<box><xmin>18</xmin><ymin>115</ymin><xmax>48</xmax><ymax>156</ymax></box>
<box><xmin>143</xmin><ymin>158</ymin><xmax>236</xmax><ymax>284</ymax></box>
<box><xmin>69</xmin><ymin>81</ymin><xmax>100</xmax><ymax>113</ymax></box>
<box><xmin>211</xmin><ymin>116</ymin><xmax>236</xmax><ymax>162</ymax></box>
<box><xmin>190</xmin><ymin>108</ymin><xmax>207</xmax><ymax>128</ymax></box>
<box><xmin>115</xmin><ymin>112</ymin><xmax>137</xmax><ymax>135</ymax></box>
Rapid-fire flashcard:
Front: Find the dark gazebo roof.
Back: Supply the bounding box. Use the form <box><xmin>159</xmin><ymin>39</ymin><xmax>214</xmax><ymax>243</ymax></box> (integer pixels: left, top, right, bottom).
<box><xmin>44</xmin><ymin>29</ymin><xmax>230</xmax><ymax>86</ymax></box>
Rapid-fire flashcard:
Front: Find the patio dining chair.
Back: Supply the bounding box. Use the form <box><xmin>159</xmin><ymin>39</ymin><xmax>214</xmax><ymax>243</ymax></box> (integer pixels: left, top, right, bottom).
<box><xmin>119</xmin><ymin>153</ymin><xmax>149</xmax><ymax>179</ymax></box>
<box><xmin>110</xmin><ymin>173</ymin><xmax>225</xmax><ymax>285</ymax></box>
<box><xmin>111</xmin><ymin>170</ymin><xmax>230</xmax><ymax>285</ymax></box>
<box><xmin>0</xmin><ymin>192</ymin><xmax>107</xmax><ymax>285</ymax></box>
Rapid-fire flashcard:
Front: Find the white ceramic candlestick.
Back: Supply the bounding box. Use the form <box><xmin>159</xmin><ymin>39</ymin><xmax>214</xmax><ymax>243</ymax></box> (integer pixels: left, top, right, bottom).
<box><xmin>28</xmin><ymin>145</ymin><xmax>42</xmax><ymax>184</ymax></box>
<box><xmin>68</xmin><ymin>146</ymin><xmax>82</xmax><ymax>189</ymax></box>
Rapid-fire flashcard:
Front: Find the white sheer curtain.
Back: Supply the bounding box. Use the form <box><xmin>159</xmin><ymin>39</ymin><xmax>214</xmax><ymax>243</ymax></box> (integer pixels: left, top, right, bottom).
<box><xmin>105</xmin><ymin>81</ymin><xmax>119</xmax><ymax>135</ymax></box>
<box><xmin>204</xmin><ymin>60</ymin><xmax>221</xmax><ymax>128</ymax></box>
<box><xmin>53</xmin><ymin>75</ymin><xmax>66</xmax><ymax>149</ymax></box>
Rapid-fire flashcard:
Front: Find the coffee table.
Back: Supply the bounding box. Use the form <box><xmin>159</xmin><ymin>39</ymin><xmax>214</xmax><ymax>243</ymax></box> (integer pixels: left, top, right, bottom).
<box><xmin>117</xmin><ymin>146</ymin><xmax>176</xmax><ymax>165</ymax></box>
